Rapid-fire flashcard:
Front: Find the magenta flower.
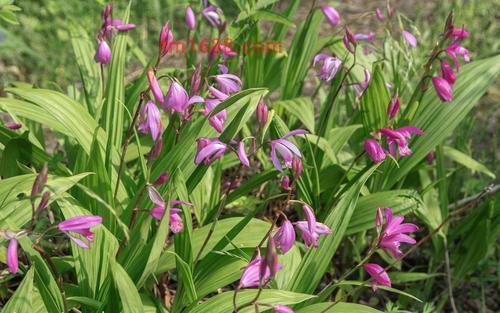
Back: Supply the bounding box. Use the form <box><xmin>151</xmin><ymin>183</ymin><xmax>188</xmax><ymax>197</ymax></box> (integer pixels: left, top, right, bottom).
<box><xmin>58</xmin><ymin>216</ymin><xmax>102</xmax><ymax>249</ymax></box>
<box><xmin>213</xmin><ymin>74</ymin><xmax>242</xmax><ymax>95</ymax></box>
<box><xmin>440</xmin><ymin>60</ymin><xmax>456</xmax><ymax>85</ymax></box>
<box><xmin>94</xmin><ymin>40</ymin><xmax>112</xmax><ymax>64</ymax></box>
<box><xmin>354</xmin><ymin>32</ymin><xmax>375</xmax><ymax>41</ymax></box>
<box><xmin>220</xmin><ymin>45</ymin><xmax>237</xmax><ymax>60</ymax></box>
<box><xmin>291</xmin><ymin>157</ymin><xmax>302</xmax><ymax>177</ymax></box>
<box><xmin>402</xmin><ymin>30</ymin><xmax>417</xmax><ymax>48</ymax></box>
<box><xmin>387</xmin><ymin>92</ymin><xmax>400</xmax><ymax>119</ymax></box>
<box><xmin>273</xmin><ymin>220</ymin><xmax>295</xmax><ymax>253</ymax></box>
<box><xmin>313</xmin><ymin>54</ymin><xmax>342</xmax><ymax>82</ymax></box>
<box><xmin>364</xmin><ymin>263</ymin><xmax>391</xmax><ymax>291</ymax></box>
<box><xmin>237</xmin><ymin>141</ymin><xmax>250</xmax><ymax>167</ymax></box>
<box><xmin>295</xmin><ymin>204</ymin><xmax>332</xmax><ymax>248</ymax></box>
<box><xmin>190</xmin><ymin>63</ymin><xmax>202</xmax><ymax>96</ymax></box>
<box><xmin>343</xmin><ymin>27</ymin><xmax>358</xmax><ymax>53</ymax></box>
<box><xmin>204</xmin><ymin>97</ymin><xmax>228</xmax><ymax>133</ymax></box>
<box><xmin>239</xmin><ymin>249</ymin><xmax>282</xmax><ymax>288</ymax></box>
<box><xmin>154</xmin><ymin>172</ymin><xmax>168</xmax><ymax>186</ymax></box>
<box><xmin>379</xmin><ymin>126</ymin><xmax>423</xmax><ymax>157</ymax></box>
<box><xmin>150</xmin><ymin>200</ymin><xmax>192</xmax><ymax>233</ymax></box>
<box><xmin>159</xmin><ymin>22</ymin><xmax>173</xmax><ymax>58</ymax></box>
<box><xmin>431</xmin><ymin>76</ymin><xmax>453</xmax><ymax>102</ymax></box>
<box><xmin>445</xmin><ymin>42</ymin><xmax>470</xmax><ymax>71</ymax></box>
<box><xmin>202</xmin><ymin>6</ymin><xmax>223</xmax><ymax>28</ymax></box>
<box><xmin>321</xmin><ymin>5</ymin><xmax>340</xmax><ymax>27</ymax></box>
<box><xmin>375</xmin><ymin>8</ymin><xmax>384</xmax><ymax>21</ymax></box>
<box><xmin>138</xmin><ymin>100</ymin><xmax>162</xmax><ymax>141</ymax></box>
<box><xmin>195</xmin><ymin>138</ymin><xmax>227</xmax><ymax>165</ymax></box>
<box><xmin>426</xmin><ymin>151</ymin><xmax>435</xmax><ymax>164</ymax></box>
<box><xmin>185</xmin><ymin>6</ymin><xmax>196</xmax><ymax>30</ymax></box>
<box><xmin>446</xmin><ymin>24</ymin><xmax>469</xmax><ymax>41</ymax></box>
<box><xmin>353</xmin><ymin>69</ymin><xmax>371</xmax><ymax>96</ymax></box>
<box><xmin>377</xmin><ymin>207</ymin><xmax>418</xmax><ymax>258</ymax></box>
<box><xmin>270</xmin><ymin>129</ymin><xmax>308</xmax><ymax>172</ymax></box>
<box><xmin>113</xmin><ymin>18</ymin><xmax>136</xmax><ymax>31</ymax></box>
<box><xmin>261</xmin><ymin>237</ymin><xmax>280</xmax><ymax>279</ymax></box>
<box><xmin>7</xmin><ymin>238</ymin><xmax>18</xmax><ymax>274</ymax></box>
<box><xmin>256</xmin><ymin>97</ymin><xmax>268</xmax><ymax>128</ymax></box>
<box><xmin>274</xmin><ymin>304</ymin><xmax>294</xmax><ymax>313</ymax></box>
<box><xmin>147</xmin><ymin>67</ymin><xmax>165</xmax><ymax>104</ymax></box>
<box><xmin>164</xmin><ymin>80</ymin><xmax>204</xmax><ymax>114</ymax></box>
<box><xmin>364</xmin><ymin>139</ymin><xmax>386</xmax><ymax>163</ymax></box>
<box><xmin>5</xmin><ymin>122</ymin><xmax>22</xmax><ymax>129</ymax></box>
<box><xmin>376</xmin><ymin>207</ymin><xmax>384</xmax><ymax>230</ymax></box>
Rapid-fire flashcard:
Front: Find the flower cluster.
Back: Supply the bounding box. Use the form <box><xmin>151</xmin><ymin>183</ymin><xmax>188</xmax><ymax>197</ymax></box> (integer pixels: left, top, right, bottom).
<box><xmin>94</xmin><ymin>3</ymin><xmax>135</xmax><ymax>64</ymax></box>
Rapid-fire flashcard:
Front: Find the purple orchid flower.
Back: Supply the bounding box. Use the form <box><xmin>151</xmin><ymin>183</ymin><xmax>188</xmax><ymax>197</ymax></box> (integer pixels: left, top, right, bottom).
<box><xmin>295</xmin><ymin>204</ymin><xmax>332</xmax><ymax>248</ymax></box>
<box><xmin>313</xmin><ymin>54</ymin><xmax>342</xmax><ymax>82</ymax></box>
<box><xmin>378</xmin><ymin>126</ymin><xmax>423</xmax><ymax>157</ymax></box>
<box><xmin>239</xmin><ymin>249</ymin><xmax>282</xmax><ymax>288</ymax></box>
<box><xmin>58</xmin><ymin>216</ymin><xmax>102</xmax><ymax>249</ymax></box>
<box><xmin>7</xmin><ymin>238</ymin><xmax>18</xmax><ymax>274</ymax></box>
<box><xmin>387</xmin><ymin>92</ymin><xmax>400</xmax><ymax>119</ymax></box>
<box><xmin>195</xmin><ymin>138</ymin><xmax>227</xmax><ymax>165</ymax></box>
<box><xmin>138</xmin><ymin>100</ymin><xmax>163</xmax><ymax>141</ymax></box>
<box><xmin>445</xmin><ymin>42</ymin><xmax>470</xmax><ymax>71</ymax></box>
<box><xmin>256</xmin><ymin>97</ymin><xmax>268</xmax><ymax>128</ymax></box>
<box><xmin>164</xmin><ymin>80</ymin><xmax>204</xmax><ymax>114</ymax></box>
<box><xmin>274</xmin><ymin>305</ymin><xmax>294</xmax><ymax>313</ymax></box>
<box><xmin>213</xmin><ymin>73</ymin><xmax>242</xmax><ymax>95</ymax></box>
<box><xmin>185</xmin><ymin>6</ymin><xmax>196</xmax><ymax>30</ymax></box>
<box><xmin>377</xmin><ymin>207</ymin><xmax>418</xmax><ymax>257</ymax></box>
<box><xmin>202</xmin><ymin>6</ymin><xmax>223</xmax><ymax>28</ymax></box>
<box><xmin>354</xmin><ymin>32</ymin><xmax>376</xmax><ymax>41</ymax></box>
<box><xmin>431</xmin><ymin>76</ymin><xmax>453</xmax><ymax>102</ymax></box>
<box><xmin>149</xmin><ymin>200</ymin><xmax>192</xmax><ymax>233</ymax></box>
<box><xmin>5</xmin><ymin>122</ymin><xmax>22</xmax><ymax>130</ymax></box>
<box><xmin>94</xmin><ymin>40</ymin><xmax>112</xmax><ymax>64</ymax></box>
<box><xmin>402</xmin><ymin>30</ymin><xmax>417</xmax><ymax>48</ymax></box>
<box><xmin>364</xmin><ymin>139</ymin><xmax>386</xmax><ymax>163</ymax></box>
<box><xmin>440</xmin><ymin>60</ymin><xmax>456</xmax><ymax>85</ymax></box>
<box><xmin>273</xmin><ymin>219</ymin><xmax>295</xmax><ymax>253</ymax></box>
<box><xmin>270</xmin><ymin>129</ymin><xmax>308</xmax><ymax>172</ymax></box>
<box><xmin>237</xmin><ymin>141</ymin><xmax>250</xmax><ymax>167</ymax></box>
<box><xmin>364</xmin><ymin>263</ymin><xmax>391</xmax><ymax>291</ymax></box>
<box><xmin>147</xmin><ymin>67</ymin><xmax>165</xmax><ymax>104</ymax></box>
<box><xmin>321</xmin><ymin>5</ymin><xmax>340</xmax><ymax>27</ymax></box>
<box><xmin>159</xmin><ymin>22</ymin><xmax>173</xmax><ymax>58</ymax></box>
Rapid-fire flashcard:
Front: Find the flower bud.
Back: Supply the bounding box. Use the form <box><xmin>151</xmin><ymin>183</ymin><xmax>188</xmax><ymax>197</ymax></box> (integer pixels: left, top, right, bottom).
<box><xmin>426</xmin><ymin>151</ymin><xmax>435</xmax><ymax>164</ymax></box>
<box><xmin>94</xmin><ymin>40</ymin><xmax>112</xmax><ymax>64</ymax></box>
<box><xmin>190</xmin><ymin>63</ymin><xmax>202</xmax><ymax>96</ymax></box>
<box><xmin>147</xmin><ymin>66</ymin><xmax>165</xmax><ymax>104</ymax></box>
<box><xmin>185</xmin><ymin>6</ymin><xmax>196</xmax><ymax>30</ymax></box>
<box><xmin>440</xmin><ymin>60</ymin><xmax>456</xmax><ymax>85</ymax></box>
<box><xmin>364</xmin><ymin>139</ymin><xmax>386</xmax><ymax>163</ymax></box>
<box><xmin>36</xmin><ymin>191</ymin><xmax>50</xmax><ymax>214</ymax></box>
<box><xmin>154</xmin><ymin>172</ymin><xmax>169</xmax><ymax>186</ymax></box>
<box><xmin>159</xmin><ymin>22</ymin><xmax>173</xmax><ymax>58</ymax></box>
<box><xmin>375</xmin><ymin>8</ymin><xmax>384</xmax><ymax>21</ymax></box>
<box><xmin>376</xmin><ymin>207</ymin><xmax>383</xmax><ymax>230</ymax></box>
<box><xmin>237</xmin><ymin>141</ymin><xmax>250</xmax><ymax>167</ymax></box>
<box><xmin>321</xmin><ymin>5</ymin><xmax>340</xmax><ymax>27</ymax></box>
<box><xmin>5</xmin><ymin>122</ymin><xmax>21</xmax><ymax>129</ymax></box>
<box><xmin>281</xmin><ymin>176</ymin><xmax>290</xmax><ymax>190</ymax></box>
<box><xmin>291</xmin><ymin>157</ymin><xmax>302</xmax><ymax>177</ymax></box>
<box><xmin>256</xmin><ymin>97</ymin><xmax>268</xmax><ymax>128</ymax></box>
<box><xmin>387</xmin><ymin>92</ymin><xmax>400</xmax><ymax>120</ymax></box>
<box><xmin>274</xmin><ymin>304</ymin><xmax>294</xmax><ymax>313</ymax></box>
<box><xmin>147</xmin><ymin>138</ymin><xmax>163</xmax><ymax>161</ymax></box>
<box><xmin>431</xmin><ymin>76</ymin><xmax>453</xmax><ymax>102</ymax></box>
<box><xmin>343</xmin><ymin>27</ymin><xmax>357</xmax><ymax>53</ymax></box>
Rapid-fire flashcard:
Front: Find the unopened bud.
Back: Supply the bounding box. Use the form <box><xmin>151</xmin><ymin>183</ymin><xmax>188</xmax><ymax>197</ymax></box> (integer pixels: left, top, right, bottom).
<box><xmin>256</xmin><ymin>97</ymin><xmax>268</xmax><ymax>128</ymax></box>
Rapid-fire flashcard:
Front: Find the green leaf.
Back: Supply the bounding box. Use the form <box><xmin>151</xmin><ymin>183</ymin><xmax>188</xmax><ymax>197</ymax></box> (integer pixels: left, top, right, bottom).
<box><xmin>286</xmin><ymin>165</ymin><xmax>379</xmax><ymax>293</ymax></box>
<box><xmin>443</xmin><ymin>146</ymin><xmax>495</xmax><ymax>179</ymax></box>
<box><xmin>251</xmin><ymin>9</ymin><xmax>295</xmax><ymax>27</ymax></box>
<box><xmin>2</xmin><ymin>267</ymin><xmax>34</xmax><ymax>313</ymax></box>
<box><xmin>296</xmin><ymin>302</ymin><xmax>384</xmax><ymax>313</ymax></box>
<box><xmin>101</xmin><ymin>2</ymin><xmax>131</xmax><ymax>151</ymax></box>
<box><xmin>0</xmin><ymin>9</ymin><xmax>18</xmax><ymax>24</ymax></box>
<box><xmin>385</xmin><ymin>55</ymin><xmax>500</xmax><ymax>188</ymax></box>
<box><xmin>111</xmin><ymin>261</ymin><xmax>145</xmax><ymax>313</ymax></box>
<box><xmin>273</xmin><ymin>97</ymin><xmax>315</xmax><ymax>132</ymax></box>
<box><xmin>187</xmin><ymin>289</ymin><xmax>314</xmax><ymax>313</ymax></box>
<box><xmin>335</xmin><ymin>281</ymin><xmax>422</xmax><ymax>302</ymax></box>
<box><xmin>359</xmin><ymin>63</ymin><xmax>390</xmax><ymax>134</ymax></box>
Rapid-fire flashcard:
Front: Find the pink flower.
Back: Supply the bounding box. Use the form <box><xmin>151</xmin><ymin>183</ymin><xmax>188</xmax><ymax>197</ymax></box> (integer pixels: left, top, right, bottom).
<box><xmin>273</xmin><ymin>220</ymin><xmax>295</xmax><ymax>253</ymax></box>
<box><xmin>431</xmin><ymin>76</ymin><xmax>453</xmax><ymax>102</ymax></box>
<box><xmin>354</xmin><ymin>32</ymin><xmax>375</xmax><ymax>41</ymax></box>
<box><xmin>256</xmin><ymin>97</ymin><xmax>268</xmax><ymax>128</ymax></box>
<box><xmin>440</xmin><ymin>60</ymin><xmax>456</xmax><ymax>85</ymax></box>
<box><xmin>426</xmin><ymin>151</ymin><xmax>435</xmax><ymax>164</ymax></box>
<box><xmin>445</xmin><ymin>42</ymin><xmax>470</xmax><ymax>71</ymax></box>
<box><xmin>147</xmin><ymin>67</ymin><xmax>165</xmax><ymax>104</ymax></box>
<box><xmin>58</xmin><ymin>216</ymin><xmax>102</xmax><ymax>249</ymax></box>
<box><xmin>213</xmin><ymin>74</ymin><xmax>242</xmax><ymax>95</ymax></box>
<box><xmin>295</xmin><ymin>204</ymin><xmax>332</xmax><ymax>248</ymax></box>
<box><xmin>237</xmin><ymin>141</ymin><xmax>250</xmax><ymax>167</ymax></box>
<box><xmin>378</xmin><ymin>126</ymin><xmax>423</xmax><ymax>157</ymax></box>
<box><xmin>377</xmin><ymin>208</ymin><xmax>418</xmax><ymax>258</ymax></box>
<box><xmin>204</xmin><ymin>97</ymin><xmax>228</xmax><ymax>133</ymax></box>
<box><xmin>154</xmin><ymin>172</ymin><xmax>168</xmax><ymax>186</ymax></box>
<box><xmin>195</xmin><ymin>138</ymin><xmax>227</xmax><ymax>165</ymax></box>
<box><xmin>281</xmin><ymin>176</ymin><xmax>291</xmax><ymax>190</ymax></box>
<box><xmin>113</xmin><ymin>18</ymin><xmax>136</xmax><ymax>31</ymax></box>
<box><xmin>202</xmin><ymin>6</ymin><xmax>223</xmax><ymax>28</ymax></box>
<box><xmin>164</xmin><ymin>80</ymin><xmax>204</xmax><ymax>114</ymax></box>
<box><xmin>364</xmin><ymin>139</ymin><xmax>386</xmax><ymax>163</ymax></box>
<box><xmin>313</xmin><ymin>54</ymin><xmax>342</xmax><ymax>82</ymax></box>
<box><xmin>159</xmin><ymin>22</ymin><xmax>173</xmax><ymax>57</ymax></box>
<box><xmin>274</xmin><ymin>304</ymin><xmax>294</xmax><ymax>313</ymax></box>
<box><xmin>185</xmin><ymin>5</ymin><xmax>196</xmax><ymax>30</ymax></box>
<box><xmin>94</xmin><ymin>40</ymin><xmax>112</xmax><ymax>64</ymax></box>
<box><xmin>387</xmin><ymin>92</ymin><xmax>400</xmax><ymax>119</ymax></box>
<box><xmin>150</xmin><ymin>200</ymin><xmax>192</xmax><ymax>233</ymax></box>
<box><xmin>138</xmin><ymin>100</ymin><xmax>163</xmax><ymax>141</ymax></box>
<box><xmin>220</xmin><ymin>45</ymin><xmax>237</xmax><ymax>60</ymax></box>
<box><xmin>445</xmin><ymin>24</ymin><xmax>469</xmax><ymax>41</ymax></box>
<box><xmin>321</xmin><ymin>5</ymin><xmax>340</xmax><ymax>27</ymax></box>
<box><xmin>239</xmin><ymin>249</ymin><xmax>282</xmax><ymax>288</ymax></box>
<box><xmin>7</xmin><ymin>239</ymin><xmax>18</xmax><ymax>274</ymax></box>
<box><xmin>364</xmin><ymin>263</ymin><xmax>391</xmax><ymax>291</ymax></box>
<box><xmin>375</xmin><ymin>8</ymin><xmax>384</xmax><ymax>21</ymax></box>
<box><xmin>190</xmin><ymin>63</ymin><xmax>202</xmax><ymax>96</ymax></box>
<box><xmin>291</xmin><ymin>157</ymin><xmax>302</xmax><ymax>177</ymax></box>
<box><xmin>352</xmin><ymin>69</ymin><xmax>371</xmax><ymax>96</ymax></box>
<box><xmin>5</xmin><ymin>122</ymin><xmax>22</xmax><ymax>129</ymax></box>
<box><xmin>402</xmin><ymin>30</ymin><xmax>417</xmax><ymax>48</ymax></box>
<box><xmin>270</xmin><ymin>129</ymin><xmax>308</xmax><ymax>172</ymax></box>
<box><xmin>343</xmin><ymin>27</ymin><xmax>358</xmax><ymax>53</ymax></box>
<box><xmin>261</xmin><ymin>237</ymin><xmax>280</xmax><ymax>279</ymax></box>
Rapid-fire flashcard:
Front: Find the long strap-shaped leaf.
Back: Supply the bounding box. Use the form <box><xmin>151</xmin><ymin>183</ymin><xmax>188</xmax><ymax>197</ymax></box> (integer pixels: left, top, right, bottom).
<box><xmin>285</xmin><ymin>165</ymin><xmax>379</xmax><ymax>293</ymax></box>
<box><xmin>1</xmin><ymin>267</ymin><xmax>35</xmax><ymax>313</ymax></box>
